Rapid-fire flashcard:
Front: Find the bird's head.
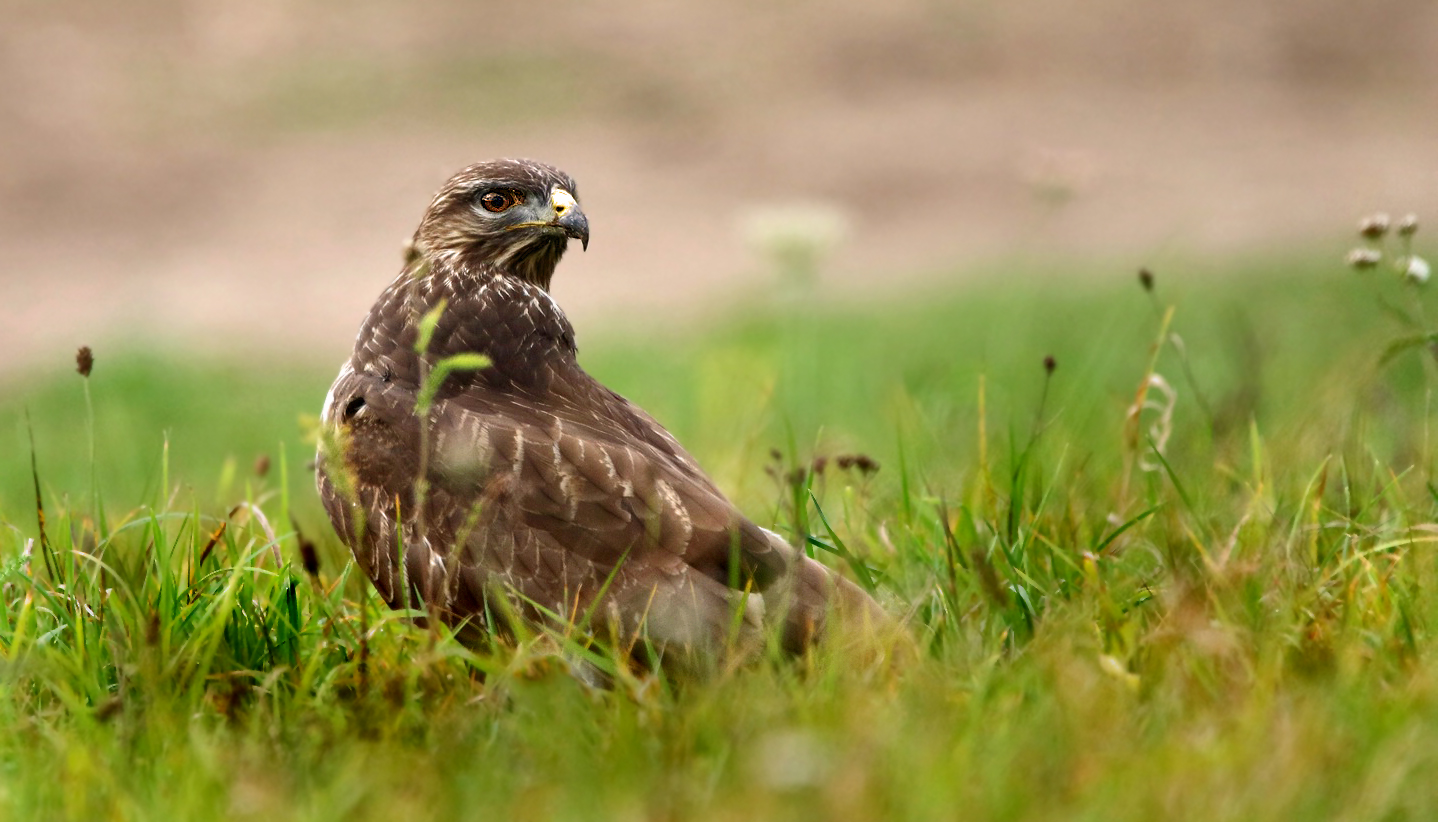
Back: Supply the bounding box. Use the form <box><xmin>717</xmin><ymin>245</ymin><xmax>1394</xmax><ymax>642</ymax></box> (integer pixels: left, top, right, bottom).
<box><xmin>412</xmin><ymin>158</ymin><xmax>589</xmax><ymax>291</ymax></box>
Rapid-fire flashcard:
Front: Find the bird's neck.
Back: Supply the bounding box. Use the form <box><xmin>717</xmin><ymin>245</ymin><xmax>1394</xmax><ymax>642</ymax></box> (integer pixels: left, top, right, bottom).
<box><xmin>425</xmin><ymin>237</ymin><xmax>566</xmax><ymax>292</ymax></box>
<box><xmin>403</xmin><ymin>256</ymin><xmax>571</xmax><ymax>332</ymax></box>
<box><xmin>361</xmin><ymin>254</ymin><xmax>577</xmax><ymax>386</ymax></box>
<box><xmin>500</xmin><ymin>236</ymin><xmax>567</xmax><ymax>291</ymax></box>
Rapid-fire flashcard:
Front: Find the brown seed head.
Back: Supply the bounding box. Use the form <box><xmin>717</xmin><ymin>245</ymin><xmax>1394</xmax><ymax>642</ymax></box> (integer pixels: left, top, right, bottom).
<box><xmin>293</xmin><ymin>517</ymin><xmax>321</xmax><ymax>579</ymax></box>
<box><xmin>1138</xmin><ymin>268</ymin><xmax>1154</xmax><ymax>292</ymax></box>
<box><xmin>1044</xmin><ymin>355</ymin><xmax>1057</xmax><ymax>375</ymax></box>
<box><xmin>300</xmin><ymin>539</ymin><xmax>320</xmax><ymax>579</ymax></box>
<box><xmin>253</xmin><ymin>454</ymin><xmax>271</xmax><ymax>478</ymax></box>
<box><xmin>76</xmin><ymin>346</ymin><xmax>94</xmax><ymax>377</ymax></box>
<box><xmin>852</xmin><ymin>454</ymin><xmax>880</xmax><ymax>475</ymax></box>
<box><xmin>1359</xmin><ymin>213</ymin><xmax>1391</xmax><ymax>240</ymax></box>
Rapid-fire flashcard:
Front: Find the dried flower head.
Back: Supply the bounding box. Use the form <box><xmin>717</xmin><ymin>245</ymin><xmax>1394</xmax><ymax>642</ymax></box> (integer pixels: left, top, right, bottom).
<box><xmin>1405</xmin><ymin>255</ymin><xmax>1432</xmax><ymax>285</ymax></box>
<box><xmin>1398</xmin><ymin>213</ymin><xmax>1420</xmax><ymax>237</ymax></box>
<box><xmin>75</xmin><ymin>346</ymin><xmax>94</xmax><ymax>377</ymax></box>
<box><xmin>1347</xmin><ymin>248</ymin><xmax>1382</xmax><ymax>270</ymax></box>
<box><xmin>1359</xmin><ymin>213</ymin><xmax>1391</xmax><ymax>240</ymax></box>
<box><xmin>1043</xmin><ymin>355</ymin><xmax>1057</xmax><ymax>375</ymax></box>
<box><xmin>254</xmin><ymin>454</ymin><xmax>271</xmax><ymax>478</ymax></box>
<box><xmin>1138</xmin><ymin>268</ymin><xmax>1154</xmax><ymax>292</ymax></box>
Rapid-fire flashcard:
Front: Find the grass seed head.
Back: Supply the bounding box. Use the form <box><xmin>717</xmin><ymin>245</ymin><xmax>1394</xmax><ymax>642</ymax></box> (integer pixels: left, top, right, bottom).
<box><xmin>1044</xmin><ymin>355</ymin><xmax>1057</xmax><ymax>375</ymax></box>
<box><xmin>253</xmin><ymin>454</ymin><xmax>271</xmax><ymax>478</ymax></box>
<box><xmin>300</xmin><ymin>537</ymin><xmax>320</xmax><ymax>579</ymax></box>
<box><xmin>1347</xmin><ymin>248</ymin><xmax>1382</xmax><ymax>270</ymax></box>
<box><xmin>1359</xmin><ymin>213</ymin><xmax>1391</xmax><ymax>239</ymax></box>
<box><xmin>75</xmin><ymin>346</ymin><xmax>94</xmax><ymax>377</ymax></box>
<box><xmin>1138</xmin><ymin>268</ymin><xmax>1154</xmax><ymax>291</ymax></box>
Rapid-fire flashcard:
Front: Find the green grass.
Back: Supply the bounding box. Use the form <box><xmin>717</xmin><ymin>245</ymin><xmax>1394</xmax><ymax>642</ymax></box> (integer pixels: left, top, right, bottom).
<box><xmin>4</xmin><ymin>254</ymin><xmax>1438</xmax><ymax>819</ymax></box>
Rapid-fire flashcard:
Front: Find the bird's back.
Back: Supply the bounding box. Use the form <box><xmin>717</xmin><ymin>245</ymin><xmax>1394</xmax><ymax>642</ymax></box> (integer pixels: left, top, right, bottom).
<box><xmin>319</xmin><ymin>266</ymin><xmax>824</xmax><ymax>659</ymax></box>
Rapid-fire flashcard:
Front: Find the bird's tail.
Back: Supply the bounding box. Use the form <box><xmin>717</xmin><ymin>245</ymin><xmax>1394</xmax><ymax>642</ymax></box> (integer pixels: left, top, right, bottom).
<box><xmin>757</xmin><ymin>529</ymin><xmax>912</xmax><ymax>666</ymax></box>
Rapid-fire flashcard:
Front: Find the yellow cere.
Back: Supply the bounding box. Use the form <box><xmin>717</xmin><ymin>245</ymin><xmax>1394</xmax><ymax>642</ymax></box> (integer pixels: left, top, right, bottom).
<box><xmin>551</xmin><ymin>188</ymin><xmax>578</xmax><ymax>215</ymax></box>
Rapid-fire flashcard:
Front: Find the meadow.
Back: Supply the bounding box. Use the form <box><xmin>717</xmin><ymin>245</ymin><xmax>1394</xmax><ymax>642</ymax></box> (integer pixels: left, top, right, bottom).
<box><xmin>3</xmin><ymin>249</ymin><xmax>1438</xmax><ymax>820</ymax></box>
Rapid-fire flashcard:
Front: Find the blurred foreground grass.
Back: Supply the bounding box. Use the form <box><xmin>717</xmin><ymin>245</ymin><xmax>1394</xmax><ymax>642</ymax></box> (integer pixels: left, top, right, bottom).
<box><xmin>3</xmin><ymin>255</ymin><xmax>1438</xmax><ymax>820</ymax></box>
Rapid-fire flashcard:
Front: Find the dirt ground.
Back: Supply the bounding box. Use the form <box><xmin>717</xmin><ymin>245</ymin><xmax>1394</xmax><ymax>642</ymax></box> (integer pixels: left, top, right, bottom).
<box><xmin>3</xmin><ymin>0</ymin><xmax>1437</xmax><ymax>374</ymax></box>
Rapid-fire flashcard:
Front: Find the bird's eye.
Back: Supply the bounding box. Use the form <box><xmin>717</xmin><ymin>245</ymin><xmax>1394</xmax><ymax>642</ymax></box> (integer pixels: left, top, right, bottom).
<box><xmin>478</xmin><ymin>190</ymin><xmax>518</xmax><ymax>213</ymax></box>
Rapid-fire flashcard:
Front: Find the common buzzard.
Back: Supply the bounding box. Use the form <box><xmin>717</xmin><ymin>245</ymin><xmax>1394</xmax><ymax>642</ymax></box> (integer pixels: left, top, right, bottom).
<box><xmin>317</xmin><ymin>159</ymin><xmax>889</xmax><ymax>671</ymax></box>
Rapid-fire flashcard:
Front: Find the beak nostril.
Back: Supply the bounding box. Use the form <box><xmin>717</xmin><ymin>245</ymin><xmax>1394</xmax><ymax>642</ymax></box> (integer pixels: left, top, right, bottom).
<box><xmin>551</xmin><ymin>188</ymin><xmax>578</xmax><ymax>220</ymax></box>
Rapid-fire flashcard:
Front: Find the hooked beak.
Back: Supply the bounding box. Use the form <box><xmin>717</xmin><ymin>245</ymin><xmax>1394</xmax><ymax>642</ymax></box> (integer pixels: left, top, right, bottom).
<box><xmin>550</xmin><ymin>188</ymin><xmax>589</xmax><ymax>251</ymax></box>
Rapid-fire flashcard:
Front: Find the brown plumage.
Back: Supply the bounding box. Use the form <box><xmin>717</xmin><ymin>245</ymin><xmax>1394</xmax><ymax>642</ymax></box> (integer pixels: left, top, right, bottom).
<box><xmin>317</xmin><ymin>159</ymin><xmax>890</xmax><ymax>672</ymax></box>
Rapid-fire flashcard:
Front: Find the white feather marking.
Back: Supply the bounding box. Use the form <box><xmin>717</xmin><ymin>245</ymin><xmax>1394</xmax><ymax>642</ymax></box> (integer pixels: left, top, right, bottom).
<box><xmin>597</xmin><ymin>446</ymin><xmax>616</xmax><ymax>482</ymax></box>
<box><xmin>557</xmin><ymin>464</ymin><xmax>578</xmax><ymax>519</ymax></box>
<box><xmin>512</xmin><ymin>427</ymin><xmax>526</xmax><ymax>476</ymax></box>
<box><xmin>320</xmin><ymin>362</ymin><xmax>355</xmax><ymax>425</ymax></box>
<box><xmin>655</xmin><ymin>478</ymin><xmax>693</xmax><ymax>544</ymax></box>
<box><xmin>474</xmin><ymin>420</ymin><xmax>492</xmax><ymax>465</ymax></box>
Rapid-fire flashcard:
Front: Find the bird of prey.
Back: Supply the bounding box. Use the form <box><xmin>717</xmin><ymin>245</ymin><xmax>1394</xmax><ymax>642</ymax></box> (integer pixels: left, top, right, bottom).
<box><xmin>317</xmin><ymin>159</ymin><xmax>889</xmax><ymax>671</ymax></box>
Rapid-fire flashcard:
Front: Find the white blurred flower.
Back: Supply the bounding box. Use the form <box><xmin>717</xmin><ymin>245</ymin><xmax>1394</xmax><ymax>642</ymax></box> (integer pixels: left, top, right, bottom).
<box><xmin>1022</xmin><ymin>146</ymin><xmax>1098</xmax><ymax>207</ymax></box>
<box><xmin>742</xmin><ymin>203</ymin><xmax>848</xmax><ymax>257</ymax></box>
<box><xmin>1359</xmin><ymin>213</ymin><xmax>1391</xmax><ymax>239</ymax></box>
<box><xmin>741</xmin><ymin>202</ymin><xmax>848</xmax><ymax>287</ymax></box>
<box><xmin>1346</xmin><ymin>248</ymin><xmax>1382</xmax><ymax>270</ymax></box>
<box><xmin>1398</xmin><ymin>213</ymin><xmax>1420</xmax><ymax>237</ymax></box>
<box><xmin>1405</xmin><ymin>255</ymin><xmax>1431</xmax><ymax>284</ymax></box>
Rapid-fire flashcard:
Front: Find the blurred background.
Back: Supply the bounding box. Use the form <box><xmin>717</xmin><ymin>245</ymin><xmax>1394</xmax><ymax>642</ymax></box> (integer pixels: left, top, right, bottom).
<box><xmin>4</xmin><ymin>0</ymin><xmax>1438</xmax><ymax>373</ymax></box>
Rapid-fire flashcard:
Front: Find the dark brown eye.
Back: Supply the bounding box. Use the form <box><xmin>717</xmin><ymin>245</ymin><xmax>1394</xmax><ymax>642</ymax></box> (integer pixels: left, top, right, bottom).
<box><xmin>478</xmin><ymin>190</ymin><xmax>517</xmax><ymax>213</ymax></box>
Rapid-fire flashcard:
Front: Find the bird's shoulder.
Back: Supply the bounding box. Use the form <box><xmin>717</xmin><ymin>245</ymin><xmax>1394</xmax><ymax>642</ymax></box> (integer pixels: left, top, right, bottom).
<box><xmin>347</xmin><ymin>265</ymin><xmax>576</xmax><ymax>393</ymax></box>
